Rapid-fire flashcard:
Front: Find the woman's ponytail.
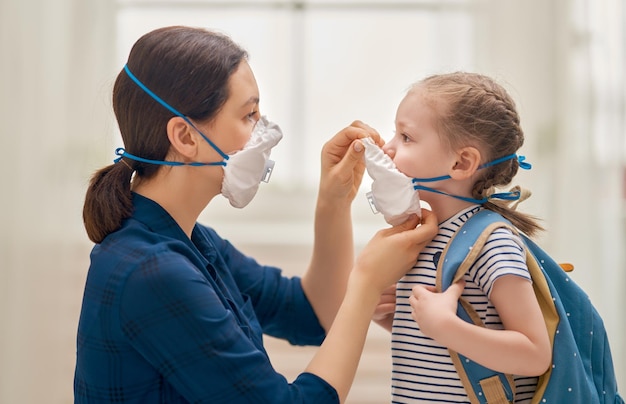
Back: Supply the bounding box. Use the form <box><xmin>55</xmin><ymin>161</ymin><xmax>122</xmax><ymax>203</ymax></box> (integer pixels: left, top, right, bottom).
<box><xmin>82</xmin><ymin>27</ymin><xmax>248</xmax><ymax>244</ymax></box>
<box><xmin>83</xmin><ymin>162</ymin><xmax>134</xmax><ymax>243</ymax></box>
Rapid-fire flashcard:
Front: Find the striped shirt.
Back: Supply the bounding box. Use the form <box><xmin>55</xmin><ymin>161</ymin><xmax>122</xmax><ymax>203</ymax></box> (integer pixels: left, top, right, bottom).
<box><xmin>391</xmin><ymin>206</ymin><xmax>538</xmax><ymax>403</ymax></box>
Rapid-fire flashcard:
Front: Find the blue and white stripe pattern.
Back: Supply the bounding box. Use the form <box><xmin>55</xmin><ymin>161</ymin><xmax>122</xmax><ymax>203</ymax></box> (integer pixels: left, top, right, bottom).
<box><xmin>391</xmin><ymin>206</ymin><xmax>537</xmax><ymax>403</ymax></box>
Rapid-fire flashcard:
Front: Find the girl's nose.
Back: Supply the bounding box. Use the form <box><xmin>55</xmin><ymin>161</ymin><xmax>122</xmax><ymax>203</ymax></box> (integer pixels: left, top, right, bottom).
<box><xmin>382</xmin><ymin>142</ymin><xmax>395</xmax><ymax>159</ymax></box>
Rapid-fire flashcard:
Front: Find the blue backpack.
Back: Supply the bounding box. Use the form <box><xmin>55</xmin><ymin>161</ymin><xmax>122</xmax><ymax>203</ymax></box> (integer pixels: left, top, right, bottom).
<box><xmin>438</xmin><ymin>209</ymin><xmax>624</xmax><ymax>404</ymax></box>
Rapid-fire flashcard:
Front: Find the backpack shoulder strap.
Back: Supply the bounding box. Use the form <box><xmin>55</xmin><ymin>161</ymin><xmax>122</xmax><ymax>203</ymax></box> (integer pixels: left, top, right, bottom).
<box><xmin>436</xmin><ymin>209</ymin><xmax>517</xmax><ymax>404</ymax></box>
<box><xmin>439</xmin><ymin>210</ymin><xmax>625</xmax><ymax>404</ymax></box>
<box><xmin>436</xmin><ymin>209</ymin><xmax>515</xmax><ymax>292</ymax></box>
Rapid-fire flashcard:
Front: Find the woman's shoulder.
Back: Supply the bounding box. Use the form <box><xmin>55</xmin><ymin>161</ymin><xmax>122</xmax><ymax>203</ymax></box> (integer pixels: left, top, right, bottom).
<box><xmin>96</xmin><ymin>217</ymin><xmax>182</xmax><ymax>253</ymax></box>
<box><xmin>89</xmin><ymin>218</ymin><xmax>199</xmax><ymax>282</ymax></box>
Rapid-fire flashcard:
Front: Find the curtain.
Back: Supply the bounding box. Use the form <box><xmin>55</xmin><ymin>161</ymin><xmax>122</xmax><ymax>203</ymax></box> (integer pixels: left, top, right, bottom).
<box><xmin>475</xmin><ymin>0</ymin><xmax>626</xmax><ymax>388</ymax></box>
<box><xmin>0</xmin><ymin>1</ymin><xmax>623</xmax><ymax>402</ymax></box>
<box><xmin>475</xmin><ymin>0</ymin><xmax>625</xmax><ymax>390</ymax></box>
<box><xmin>0</xmin><ymin>0</ymin><xmax>116</xmax><ymax>402</ymax></box>
<box><xmin>553</xmin><ymin>0</ymin><xmax>626</xmax><ymax>386</ymax></box>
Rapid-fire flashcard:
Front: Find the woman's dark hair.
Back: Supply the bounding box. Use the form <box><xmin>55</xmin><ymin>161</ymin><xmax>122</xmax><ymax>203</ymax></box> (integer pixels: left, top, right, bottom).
<box><xmin>416</xmin><ymin>72</ymin><xmax>543</xmax><ymax>236</ymax></box>
<box><xmin>83</xmin><ymin>26</ymin><xmax>248</xmax><ymax>243</ymax></box>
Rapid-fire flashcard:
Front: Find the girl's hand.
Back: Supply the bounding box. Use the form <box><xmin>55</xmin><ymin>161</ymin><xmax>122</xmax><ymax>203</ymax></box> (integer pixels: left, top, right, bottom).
<box><xmin>319</xmin><ymin>121</ymin><xmax>381</xmax><ymax>203</ymax></box>
<box><xmin>409</xmin><ymin>280</ymin><xmax>465</xmax><ymax>341</ymax></box>
<box><xmin>410</xmin><ymin>276</ymin><xmax>551</xmax><ymax>376</ymax></box>
<box><xmin>373</xmin><ymin>284</ymin><xmax>397</xmax><ymax>322</ymax></box>
<box><xmin>372</xmin><ymin>284</ymin><xmax>397</xmax><ymax>332</ymax></box>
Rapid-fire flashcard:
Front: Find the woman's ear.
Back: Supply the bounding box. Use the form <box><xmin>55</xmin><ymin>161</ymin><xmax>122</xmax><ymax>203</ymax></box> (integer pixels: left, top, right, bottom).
<box><xmin>166</xmin><ymin>117</ymin><xmax>199</xmax><ymax>160</ymax></box>
<box><xmin>449</xmin><ymin>146</ymin><xmax>481</xmax><ymax>180</ymax></box>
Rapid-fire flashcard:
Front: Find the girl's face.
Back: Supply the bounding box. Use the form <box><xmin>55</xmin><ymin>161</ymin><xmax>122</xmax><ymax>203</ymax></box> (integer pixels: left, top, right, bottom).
<box><xmin>383</xmin><ymin>87</ymin><xmax>456</xmax><ymax>180</ymax></box>
<box><xmin>197</xmin><ymin>60</ymin><xmax>261</xmax><ymax>159</ymax></box>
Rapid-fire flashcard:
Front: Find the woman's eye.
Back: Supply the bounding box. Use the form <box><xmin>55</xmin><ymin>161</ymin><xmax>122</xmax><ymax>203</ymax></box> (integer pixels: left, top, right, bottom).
<box><xmin>247</xmin><ymin>110</ymin><xmax>259</xmax><ymax>122</ymax></box>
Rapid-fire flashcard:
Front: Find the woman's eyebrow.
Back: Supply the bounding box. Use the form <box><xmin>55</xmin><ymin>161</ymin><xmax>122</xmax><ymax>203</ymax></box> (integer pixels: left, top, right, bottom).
<box><xmin>241</xmin><ymin>96</ymin><xmax>260</xmax><ymax>108</ymax></box>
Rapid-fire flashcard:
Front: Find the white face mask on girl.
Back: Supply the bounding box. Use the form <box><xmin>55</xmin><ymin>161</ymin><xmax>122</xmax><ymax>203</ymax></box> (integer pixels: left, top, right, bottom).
<box><xmin>115</xmin><ymin>64</ymin><xmax>283</xmax><ymax>209</ymax></box>
<box><xmin>361</xmin><ymin>137</ymin><xmax>422</xmax><ymax>225</ymax></box>
<box><xmin>360</xmin><ymin>136</ymin><xmax>532</xmax><ymax>219</ymax></box>
<box><xmin>221</xmin><ymin>116</ymin><xmax>283</xmax><ymax>208</ymax></box>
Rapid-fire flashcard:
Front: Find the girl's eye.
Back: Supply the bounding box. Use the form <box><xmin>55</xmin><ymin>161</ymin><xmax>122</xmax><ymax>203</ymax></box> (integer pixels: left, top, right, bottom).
<box><xmin>393</xmin><ymin>130</ymin><xmax>411</xmax><ymax>143</ymax></box>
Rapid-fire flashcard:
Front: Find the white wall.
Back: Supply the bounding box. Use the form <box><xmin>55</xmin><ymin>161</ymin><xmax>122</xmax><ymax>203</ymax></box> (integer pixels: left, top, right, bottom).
<box><xmin>0</xmin><ymin>0</ymin><xmax>624</xmax><ymax>403</ymax></box>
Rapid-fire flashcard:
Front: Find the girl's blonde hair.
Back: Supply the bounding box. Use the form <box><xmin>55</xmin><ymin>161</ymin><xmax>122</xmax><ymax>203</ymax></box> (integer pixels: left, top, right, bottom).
<box><xmin>416</xmin><ymin>72</ymin><xmax>543</xmax><ymax>236</ymax></box>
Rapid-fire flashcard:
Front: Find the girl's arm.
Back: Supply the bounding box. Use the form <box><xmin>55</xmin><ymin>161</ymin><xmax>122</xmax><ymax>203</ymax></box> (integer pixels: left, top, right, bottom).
<box><xmin>410</xmin><ymin>275</ymin><xmax>551</xmax><ymax>376</ymax></box>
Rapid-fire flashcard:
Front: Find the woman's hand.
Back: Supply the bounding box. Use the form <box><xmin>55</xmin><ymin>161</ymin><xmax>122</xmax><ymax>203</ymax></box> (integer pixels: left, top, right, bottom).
<box><xmin>305</xmin><ymin>122</ymin><xmax>382</xmax><ymax>331</ymax></box>
<box><xmin>352</xmin><ymin>209</ymin><xmax>438</xmax><ymax>295</ymax></box>
<box><xmin>305</xmin><ymin>208</ymin><xmax>437</xmax><ymax>402</ymax></box>
<box><xmin>319</xmin><ymin>121</ymin><xmax>381</xmax><ymax>204</ymax></box>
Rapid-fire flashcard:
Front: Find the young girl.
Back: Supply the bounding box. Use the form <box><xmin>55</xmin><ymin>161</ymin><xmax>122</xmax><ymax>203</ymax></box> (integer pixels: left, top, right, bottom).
<box><xmin>375</xmin><ymin>72</ymin><xmax>551</xmax><ymax>403</ymax></box>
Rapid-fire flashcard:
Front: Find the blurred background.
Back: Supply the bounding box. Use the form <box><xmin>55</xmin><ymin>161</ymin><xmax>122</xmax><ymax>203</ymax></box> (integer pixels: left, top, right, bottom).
<box><xmin>1</xmin><ymin>0</ymin><xmax>624</xmax><ymax>403</ymax></box>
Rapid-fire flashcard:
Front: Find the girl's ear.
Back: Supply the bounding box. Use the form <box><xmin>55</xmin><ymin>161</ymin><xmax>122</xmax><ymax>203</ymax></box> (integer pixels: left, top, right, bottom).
<box><xmin>449</xmin><ymin>146</ymin><xmax>481</xmax><ymax>180</ymax></box>
<box><xmin>166</xmin><ymin>117</ymin><xmax>200</xmax><ymax>160</ymax></box>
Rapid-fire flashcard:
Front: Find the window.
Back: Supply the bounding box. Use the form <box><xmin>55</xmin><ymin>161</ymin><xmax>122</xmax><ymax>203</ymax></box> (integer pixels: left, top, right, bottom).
<box><xmin>115</xmin><ymin>1</ymin><xmax>474</xmax><ymax>244</ymax></box>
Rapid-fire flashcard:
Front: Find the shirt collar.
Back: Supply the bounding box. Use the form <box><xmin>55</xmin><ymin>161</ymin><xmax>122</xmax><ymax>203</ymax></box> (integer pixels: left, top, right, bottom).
<box><xmin>130</xmin><ymin>192</ymin><xmax>187</xmax><ymax>236</ymax></box>
<box><xmin>130</xmin><ymin>192</ymin><xmax>212</xmax><ymax>265</ymax></box>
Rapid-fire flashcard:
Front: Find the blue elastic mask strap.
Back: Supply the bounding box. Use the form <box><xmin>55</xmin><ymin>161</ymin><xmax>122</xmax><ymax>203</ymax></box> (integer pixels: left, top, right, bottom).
<box><xmin>412</xmin><ymin>185</ymin><xmax>486</xmax><ymax>204</ymax></box>
<box><xmin>479</xmin><ymin>153</ymin><xmax>532</xmax><ymax>170</ymax></box>
<box><xmin>114</xmin><ymin>148</ymin><xmax>225</xmax><ymax>167</ymax></box>
<box><xmin>412</xmin><ymin>154</ymin><xmax>531</xmax><ymax>204</ymax></box>
<box><xmin>413</xmin><ymin>185</ymin><xmax>523</xmax><ymax>204</ymax></box>
<box><xmin>123</xmin><ymin>64</ymin><xmax>229</xmax><ymax>161</ymax></box>
<box><xmin>412</xmin><ymin>173</ymin><xmax>452</xmax><ymax>183</ymax></box>
<box><xmin>412</xmin><ymin>154</ymin><xmax>531</xmax><ymax>183</ymax></box>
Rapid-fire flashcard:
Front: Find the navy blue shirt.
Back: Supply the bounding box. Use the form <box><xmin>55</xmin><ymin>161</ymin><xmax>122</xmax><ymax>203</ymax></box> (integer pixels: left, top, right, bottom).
<box><xmin>74</xmin><ymin>193</ymin><xmax>338</xmax><ymax>403</ymax></box>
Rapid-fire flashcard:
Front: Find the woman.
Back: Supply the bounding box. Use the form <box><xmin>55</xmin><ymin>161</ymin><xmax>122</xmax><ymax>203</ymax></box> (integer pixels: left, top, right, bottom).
<box><xmin>75</xmin><ymin>26</ymin><xmax>437</xmax><ymax>403</ymax></box>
